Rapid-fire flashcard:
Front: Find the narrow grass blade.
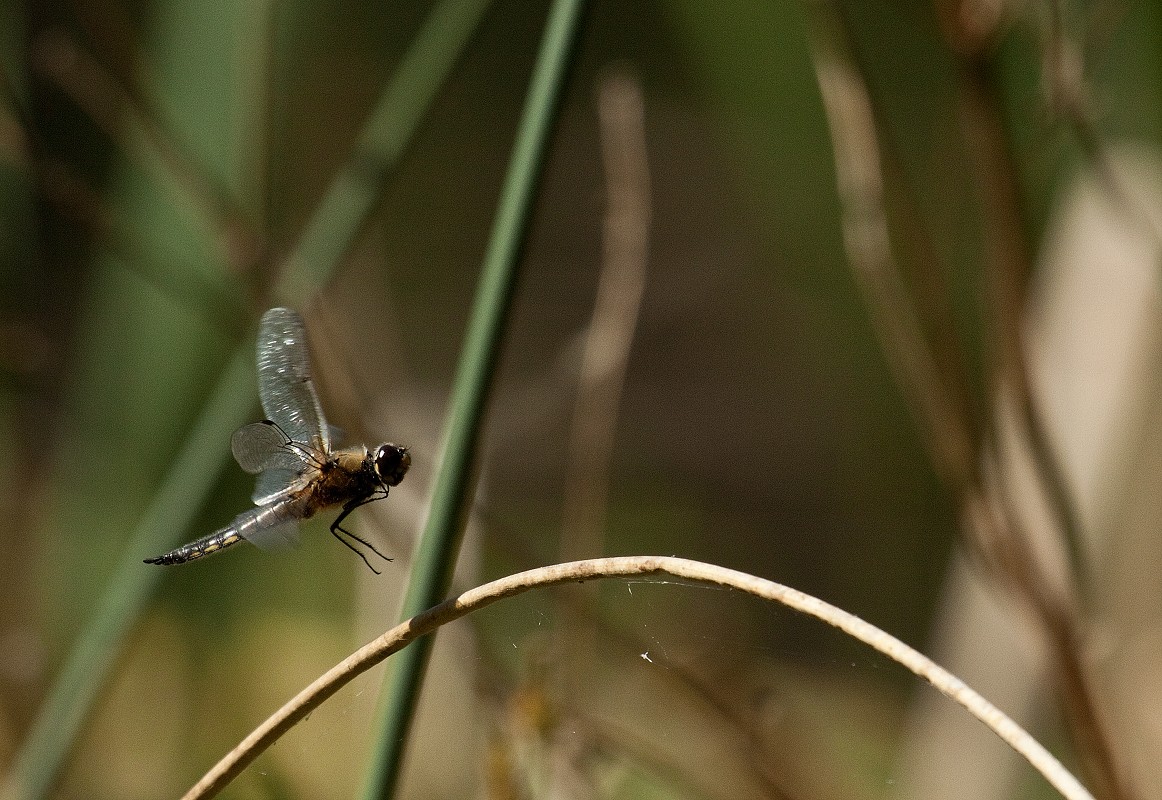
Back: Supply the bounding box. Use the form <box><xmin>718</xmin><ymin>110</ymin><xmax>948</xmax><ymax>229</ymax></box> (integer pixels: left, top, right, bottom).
<box><xmin>359</xmin><ymin>0</ymin><xmax>590</xmax><ymax>797</ymax></box>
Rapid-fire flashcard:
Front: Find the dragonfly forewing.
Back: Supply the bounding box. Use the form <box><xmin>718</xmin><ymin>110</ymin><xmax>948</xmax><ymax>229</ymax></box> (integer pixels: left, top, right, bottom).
<box><xmin>256</xmin><ymin>308</ymin><xmax>330</xmax><ymax>453</ymax></box>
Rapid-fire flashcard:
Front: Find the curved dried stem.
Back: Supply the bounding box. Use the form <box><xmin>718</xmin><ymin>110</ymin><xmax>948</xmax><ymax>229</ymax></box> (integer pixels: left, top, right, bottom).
<box><xmin>181</xmin><ymin>556</ymin><xmax>1093</xmax><ymax>800</ymax></box>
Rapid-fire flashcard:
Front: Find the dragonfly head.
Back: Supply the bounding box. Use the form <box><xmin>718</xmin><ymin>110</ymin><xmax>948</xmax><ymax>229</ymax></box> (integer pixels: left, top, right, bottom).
<box><xmin>374</xmin><ymin>444</ymin><xmax>411</xmax><ymax>487</ymax></box>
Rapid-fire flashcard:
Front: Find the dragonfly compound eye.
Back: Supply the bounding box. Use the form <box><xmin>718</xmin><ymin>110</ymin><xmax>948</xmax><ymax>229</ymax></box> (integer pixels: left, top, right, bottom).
<box><xmin>375</xmin><ymin>445</ymin><xmax>411</xmax><ymax>486</ymax></box>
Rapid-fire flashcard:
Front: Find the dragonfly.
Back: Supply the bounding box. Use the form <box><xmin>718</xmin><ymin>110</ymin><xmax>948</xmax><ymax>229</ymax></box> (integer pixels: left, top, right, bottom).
<box><xmin>145</xmin><ymin>307</ymin><xmax>410</xmax><ymax>573</ymax></box>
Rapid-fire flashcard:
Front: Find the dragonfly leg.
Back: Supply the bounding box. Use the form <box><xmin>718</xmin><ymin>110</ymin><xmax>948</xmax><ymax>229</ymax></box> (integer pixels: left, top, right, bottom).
<box><xmin>330</xmin><ymin>492</ymin><xmax>393</xmax><ymax>567</ymax></box>
<box><xmin>329</xmin><ymin>526</ymin><xmax>381</xmax><ymax>574</ymax></box>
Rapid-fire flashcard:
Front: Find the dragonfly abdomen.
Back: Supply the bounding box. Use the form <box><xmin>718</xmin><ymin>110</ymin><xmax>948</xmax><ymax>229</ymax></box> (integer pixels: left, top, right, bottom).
<box><xmin>144</xmin><ymin>526</ymin><xmax>245</xmax><ymax>565</ymax></box>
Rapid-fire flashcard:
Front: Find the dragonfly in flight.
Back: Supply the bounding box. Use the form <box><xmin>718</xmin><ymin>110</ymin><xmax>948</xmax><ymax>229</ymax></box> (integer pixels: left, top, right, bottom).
<box><xmin>145</xmin><ymin>307</ymin><xmax>410</xmax><ymax>573</ymax></box>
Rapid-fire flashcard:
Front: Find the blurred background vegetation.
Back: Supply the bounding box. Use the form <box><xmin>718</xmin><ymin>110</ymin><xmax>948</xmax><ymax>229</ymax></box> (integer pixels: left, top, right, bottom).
<box><xmin>1</xmin><ymin>0</ymin><xmax>1161</xmax><ymax>798</ymax></box>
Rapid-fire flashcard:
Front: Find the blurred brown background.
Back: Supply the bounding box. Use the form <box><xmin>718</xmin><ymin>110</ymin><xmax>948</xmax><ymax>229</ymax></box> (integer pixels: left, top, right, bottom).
<box><xmin>1</xmin><ymin>0</ymin><xmax>1160</xmax><ymax>798</ymax></box>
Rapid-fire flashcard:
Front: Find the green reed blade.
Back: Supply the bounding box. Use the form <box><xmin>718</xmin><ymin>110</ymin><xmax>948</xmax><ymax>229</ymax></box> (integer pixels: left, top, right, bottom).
<box><xmin>358</xmin><ymin>0</ymin><xmax>590</xmax><ymax>797</ymax></box>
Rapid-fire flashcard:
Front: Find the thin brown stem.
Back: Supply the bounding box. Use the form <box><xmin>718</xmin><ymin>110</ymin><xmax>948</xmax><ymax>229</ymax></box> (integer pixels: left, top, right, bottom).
<box><xmin>558</xmin><ymin>68</ymin><xmax>651</xmax><ymax>564</ymax></box>
<box><xmin>813</xmin><ymin>3</ymin><xmax>1126</xmax><ymax>795</ymax></box>
<box><xmin>955</xmin><ymin>51</ymin><xmax>1128</xmax><ymax>800</ymax></box>
<box><xmin>809</xmin><ymin>22</ymin><xmax>977</xmax><ymax>493</ymax></box>
<box><xmin>550</xmin><ymin>66</ymin><xmax>656</xmax><ymax>796</ymax></box>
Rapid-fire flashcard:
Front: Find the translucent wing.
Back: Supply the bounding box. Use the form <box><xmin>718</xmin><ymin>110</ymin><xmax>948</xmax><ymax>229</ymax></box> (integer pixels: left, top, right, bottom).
<box><xmin>251</xmin><ymin>468</ymin><xmax>309</xmax><ymax>506</ymax></box>
<box><xmin>231</xmin><ymin>420</ymin><xmax>315</xmax><ymax>505</ymax></box>
<box><xmin>231</xmin><ymin>421</ymin><xmax>305</xmax><ymax>474</ymax></box>
<box><xmin>231</xmin><ymin>502</ymin><xmax>302</xmax><ymax>551</ymax></box>
<box><xmin>246</xmin><ymin>518</ymin><xmax>301</xmax><ymax>551</ymax></box>
<box><xmin>256</xmin><ymin>307</ymin><xmax>330</xmax><ymax>453</ymax></box>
